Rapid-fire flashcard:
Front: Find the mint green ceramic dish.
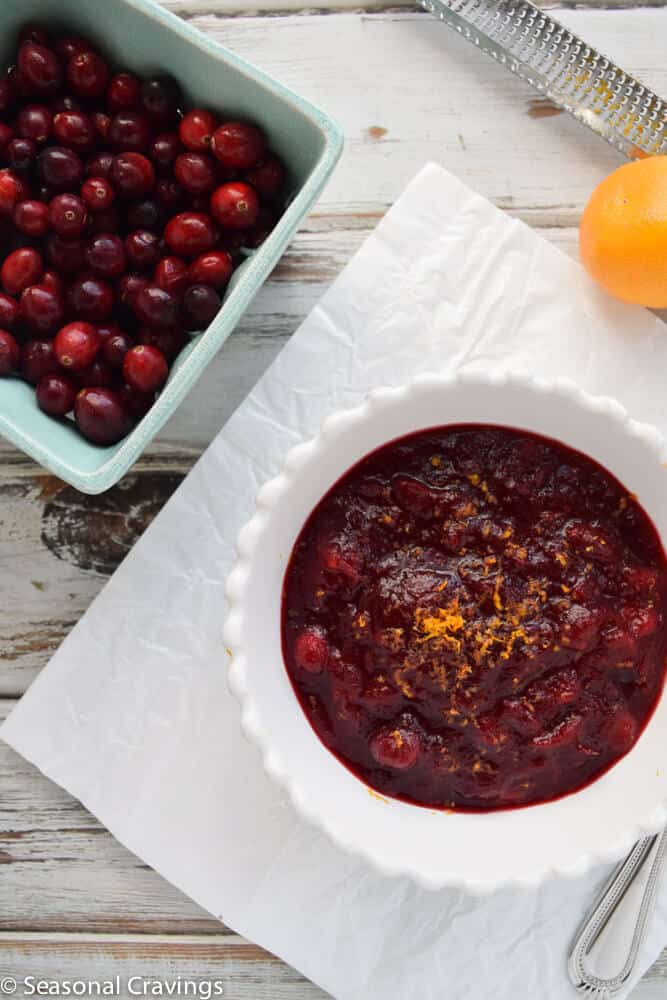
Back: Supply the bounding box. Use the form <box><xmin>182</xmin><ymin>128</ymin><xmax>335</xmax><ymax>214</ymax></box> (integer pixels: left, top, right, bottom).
<box><xmin>0</xmin><ymin>0</ymin><xmax>343</xmax><ymax>493</ymax></box>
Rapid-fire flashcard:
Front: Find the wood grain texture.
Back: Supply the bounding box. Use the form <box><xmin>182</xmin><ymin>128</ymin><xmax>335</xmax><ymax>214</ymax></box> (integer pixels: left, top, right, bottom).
<box><xmin>1</xmin><ymin>2</ymin><xmax>667</xmax><ymax>997</ymax></box>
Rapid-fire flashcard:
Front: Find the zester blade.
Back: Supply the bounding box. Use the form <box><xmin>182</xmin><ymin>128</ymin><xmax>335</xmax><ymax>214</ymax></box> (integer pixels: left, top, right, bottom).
<box><xmin>419</xmin><ymin>0</ymin><xmax>667</xmax><ymax>160</ymax></box>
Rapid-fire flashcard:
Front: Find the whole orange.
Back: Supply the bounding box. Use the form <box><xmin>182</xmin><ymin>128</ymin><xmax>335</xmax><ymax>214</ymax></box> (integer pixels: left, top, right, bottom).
<box><xmin>579</xmin><ymin>156</ymin><xmax>667</xmax><ymax>308</ymax></box>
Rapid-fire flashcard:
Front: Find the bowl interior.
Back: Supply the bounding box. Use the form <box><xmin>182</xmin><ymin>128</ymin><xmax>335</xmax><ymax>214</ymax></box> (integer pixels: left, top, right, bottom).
<box><xmin>237</xmin><ymin>376</ymin><xmax>667</xmax><ymax>889</ymax></box>
<box><xmin>0</xmin><ymin>0</ymin><xmax>340</xmax><ymax>491</ymax></box>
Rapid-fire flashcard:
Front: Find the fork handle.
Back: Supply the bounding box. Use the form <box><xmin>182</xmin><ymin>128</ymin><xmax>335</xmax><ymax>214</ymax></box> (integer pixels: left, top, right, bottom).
<box><xmin>568</xmin><ymin>828</ymin><xmax>667</xmax><ymax>996</ymax></box>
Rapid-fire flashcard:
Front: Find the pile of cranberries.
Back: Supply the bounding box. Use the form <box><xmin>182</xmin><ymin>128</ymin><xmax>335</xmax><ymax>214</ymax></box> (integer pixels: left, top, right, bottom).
<box><xmin>0</xmin><ymin>25</ymin><xmax>287</xmax><ymax>445</ymax></box>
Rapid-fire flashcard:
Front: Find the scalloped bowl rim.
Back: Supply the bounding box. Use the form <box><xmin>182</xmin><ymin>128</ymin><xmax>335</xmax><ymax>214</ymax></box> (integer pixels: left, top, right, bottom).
<box><xmin>224</xmin><ymin>371</ymin><xmax>667</xmax><ymax>893</ymax></box>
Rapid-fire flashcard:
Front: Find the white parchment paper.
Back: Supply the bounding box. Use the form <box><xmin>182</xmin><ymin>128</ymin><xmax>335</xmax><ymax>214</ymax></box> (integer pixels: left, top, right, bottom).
<box><xmin>3</xmin><ymin>163</ymin><xmax>667</xmax><ymax>999</ymax></box>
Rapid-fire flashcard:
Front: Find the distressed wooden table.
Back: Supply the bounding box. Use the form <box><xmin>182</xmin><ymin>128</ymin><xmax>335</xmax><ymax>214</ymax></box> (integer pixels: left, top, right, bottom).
<box><xmin>1</xmin><ymin>0</ymin><xmax>667</xmax><ymax>995</ymax></box>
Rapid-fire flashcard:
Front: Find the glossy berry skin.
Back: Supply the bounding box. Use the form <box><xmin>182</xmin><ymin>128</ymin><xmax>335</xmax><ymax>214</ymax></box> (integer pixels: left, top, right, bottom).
<box><xmin>67</xmin><ymin>275</ymin><xmax>113</xmax><ymax>321</ymax></box>
<box><xmin>18</xmin><ymin>42</ymin><xmax>63</xmax><ymax>95</ymax></box>
<box><xmin>179</xmin><ymin>109</ymin><xmax>216</xmax><ymax>152</ymax></box>
<box><xmin>102</xmin><ymin>331</ymin><xmax>133</xmax><ymax>369</ymax></box>
<box><xmin>211</xmin><ymin>122</ymin><xmax>265</xmax><ymax>169</ymax></box>
<box><xmin>0</xmin><ymin>329</ymin><xmax>20</xmax><ymax>376</ymax></box>
<box><xmin>75</xmin><ymin>358</ymin><xmax>115</xmax><ymax>389</ymax></box>
<box><xmin>123</xmin><ymin>343</ymin><xmax>168</xmax><ymax>393</ymax></box>
<box><xmin>154</xmin><ymin>256</ymin><xmax>189</xmax><ymax>298</ymax></box>
<box><xmin>140</xmin><ymin>76</ymin><xmax>180</xmax><ymax>125</ymax></box>
<box><xmin>14</xmin><ymin>200</ymin><xmax>50</xmax><ymax>237</ymax></box>
<box><xmin>52</xmin><ymin>110</ymin><xmax>95</xmax><ymax>151</ymax></box>
<box><xmin>110</xmin><ymin>152</ymin><xmax>155</xmax><ymax>198</ymax></box>
<box><xmin>107</xmin><ymin>72</ymin><xmax>141</xmax><ymax>111</ymax></box>
<box><xmin>74</xmin><ymin>387</ymin><xmax>132</xmax><ymax>445</ymax></box>
<box><xmin>183</xmin><ymin>284</ymin><xmax>221</xmax><ymax>328</ymax></box>
<box><xmin>84</xmin><ymin>151</ymin><xmax>113</xmax><ymax>179</ymax></box>
<box><xmin>1</xmin><ymin>247</ymin><xmax>43</xmax><ymax>296</ymax></box>
<box><xmin>20</xmin><ymin>283</ymin><xmax>65</xmax><ymax>334</ymax></box>
<box><xmin>188</xmin><ymin>250</ymin><xmax>233</xmax><ymax>289</ymax></box>
<box><xmin>54</xmin><ymin>320</ymin><xmax>101</xmax><ymax>371</ymax></box>
<box><xmin>0</xmin><ymin>293</ymin><xmax>19</xmax><ymax>328</ymax></box>
<box><xmin>46</xmin><ymin>233</ymin><xmax>85</xmax><ymax>274</ymax></box>
<box><xmin>37</xmin><ymin>145</ymin><xmax>83</xmax><ymax>191</ymax></box>
<box><xmin>67</xmin><ymin>51</ymin><xmax>110</xmax><ymax>98</ymax></box>
<box><xmin>151</xmin><ymin>131</ymin><xmax>181</xmax><ymax>170</ymax></box>
<box><xmin>210</xmin><ymin>182</ymin><xmax>259</xmax><ymax>229</ymax></box>
<box><xmin>0</xmin><ymin>170</ymin><xmax>29</xmax><ymax>216</ymax></box>
<box><xmin>49</xmin><ymin>192</ymin><xmax>87</xmax><ymax>237</ymax></box>
<box><xmin>93</xmin><ymin>111</ymin><xmax>111</xmax><ymax>141</ymax></box>
<box><xmin>17</xmin><ymin>104</ymin><xmax>52</xmax><ymax>143</ymax></box>
<box><xmin>125</xmin><ymin>230</ymin><xmax>161</xmax><ymax>270</ymax></box>
<box><xmin>53</xmin><ymin>36</ymin><xmax>90</xmax><ymax>62</ymax></box>
<box><xmin>41</xmin><ymin>269</ymin><xmax>65</xmax><ymax>297</ymax></box>
<box><xmin>117</xmin><ymin>383</ymin><xmax>155</xmax><ymax>419</ymax></box>
<box><xmin>108</xmin><ymin>111</ymin><xmax>153</xmax><ymax>153</ymax></box>
<box><xmin>6</xmin><ymin>137</ymin><xmax>36</xmax><ymax>173</ymax></box>
<box><xmin>137</xmin><ymin>325</ymin><xmax>184</xmax><ymax>361</ymax></box>
<box><xmin>174</xmin><ymin>152</ymin><xmax>218</xmax><ymax>194</ymax></box>
<box><xmin>118</xmin><ymin>273</ymin><xmax>150</xmax><ymax>310</ymax></box>
<box><xmin>85</xmin><ymin>234</ymin><xmax>126</xmax><ymax>278</ymax></box>
<box><xmin>18</xmin><ymin>25</ymin><xmax>52</xmax><ymax>48</ymax></box>
<box><xmin>81</xmin><ymin>176</ymin><xmax>114</xmax><ymax>213</ymax></box>
<box><xmin>164</xmin><ymin>212</ymin><xmax>216</xmax><ymax>257</ymax></box>
<box><xmin>245</xmin><ymin>155</ymin><xmax>285</xmax><ymax>201</ymax></box>
<box><xmin>36</xmin><ymin>373</ymin><xmax>77</xmax><ymax>416</ymax></box>
<box><xmin>133</xmin><ymin>284</ymin><xmax>179</xmax><ymax>328</ymax></box>
<box><xmin>94</xmin><ymin>321</ymin><xmax>124</xmax><ymax>343</ymax></box>
<box><xmin>21</xmin><ymin>338</ymin><xmax>60</xmax><ymax>384</ymax></box>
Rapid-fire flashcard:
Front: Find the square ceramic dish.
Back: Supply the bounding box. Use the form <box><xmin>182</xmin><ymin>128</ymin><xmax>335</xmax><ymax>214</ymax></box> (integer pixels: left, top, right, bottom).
<box><xmin>225</xmin><ymin>371</ymin><xmax>667</xmax><ymax>893</ymax></box>
<box><xmin>0</xmin><ymin>0</ymin><xmax>343</xmax><ymax>493</ymax></box>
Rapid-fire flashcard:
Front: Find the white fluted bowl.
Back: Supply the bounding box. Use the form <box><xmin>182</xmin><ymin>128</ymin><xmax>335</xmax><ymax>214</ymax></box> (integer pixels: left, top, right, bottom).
<box><xmin>224</xmin><ymin>372</ymin><xmax>667</xmax><ymax>893</ymax></box>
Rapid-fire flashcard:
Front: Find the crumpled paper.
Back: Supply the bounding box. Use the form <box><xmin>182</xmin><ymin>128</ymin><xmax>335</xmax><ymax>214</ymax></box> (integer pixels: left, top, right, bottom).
<box><xmin>3</xmin><ymin>163</ymin><xmax>667</xmax><ymax>1000</ymax></box>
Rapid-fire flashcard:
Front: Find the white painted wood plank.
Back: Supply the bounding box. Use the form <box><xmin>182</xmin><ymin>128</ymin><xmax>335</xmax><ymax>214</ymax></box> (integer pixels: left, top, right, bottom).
<box><xmin>163</xmin><ymin>0</ymin><xmax>667</xmax><ymax>14</ymax></box>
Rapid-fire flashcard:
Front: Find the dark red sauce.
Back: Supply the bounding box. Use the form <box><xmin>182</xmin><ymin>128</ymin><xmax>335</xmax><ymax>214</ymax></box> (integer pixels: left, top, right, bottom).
<box><xmin>281</xmin><ymin>424</ymin><xmax>667</xmax><ymax>811</ymax></box>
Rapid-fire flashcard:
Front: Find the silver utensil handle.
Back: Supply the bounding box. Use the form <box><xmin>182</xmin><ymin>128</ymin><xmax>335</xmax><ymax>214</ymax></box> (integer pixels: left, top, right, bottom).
<box><xmin>418</xmin><ymin>0</ymin><xmax>667</xmax><ymax>160</ymax></box>
<box><xmin>568</xmin><ymin>828</ymin><xmax>667</xmax><ymax>996</ymax></box>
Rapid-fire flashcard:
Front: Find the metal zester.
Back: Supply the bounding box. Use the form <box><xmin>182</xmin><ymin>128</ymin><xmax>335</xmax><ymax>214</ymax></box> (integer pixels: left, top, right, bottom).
<box><xmin>419</xmin><ymin>0</ymin><xmax>667</xmax><ymax>160</ymax></box>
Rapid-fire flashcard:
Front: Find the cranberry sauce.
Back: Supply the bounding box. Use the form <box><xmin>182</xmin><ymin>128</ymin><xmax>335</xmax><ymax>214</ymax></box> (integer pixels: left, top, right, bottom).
<box><xmin>281</xmin><ymin>424</ymin><xmax>667</xmax><ymax>811</ymax></box>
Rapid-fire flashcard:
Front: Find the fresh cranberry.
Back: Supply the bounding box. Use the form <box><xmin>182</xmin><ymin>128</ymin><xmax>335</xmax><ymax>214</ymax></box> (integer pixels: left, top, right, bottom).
<box><xmin>6</xmin><ymin>138</ymin><xmax>36</xmax><ymax>173</ymax></box>
<box><xmin>211</xmin><ymin>122</ymin><xmax>266</xmax><ymax>169</ymax></box>
<box><xmin>151</xmin><ymin>131</ymin><xmax>181</xmax><ymax>170</ymax></box>
<box><xmin>0</xmin><ymin>293</ymin><xmax>19</xmax><ymax>328</ymax></box>
<box><xmin>370</xmin><ymin>726</ymin><xmax>421</xmax><ymax>770</ymax></box>
<box><xmin>133</xmin><ymin>284</ymin><xmax>179</xmax><ymax>328</ymax></box>
<box><xmin>107</xmin><ymin>72</ymin><xmax>141</xmax><ymax>111</ymax></box>
<box><xmin>123</xmin><ymin>343</ymin><xmax>168</xmax><ymax>393</ymax></box>
<box><xmin>18</xmin><ymin>42</ymin><xmax>63</xmax><ymax>95</ymax></box>
<box><xmin>172</xmin><ymin>151</ymin><xmax>217</xmax><ymax>194</ymax></box>
<box><xmin>67</xmin><ymin>51</ymin><xmax>110</xmax><ymax>98</ymax></box>
<box><xmin>140</xmin><ymin>76</ymin><xmax>180</xmax><ymax>125</ymax></box>
<box><xmin>84</xmin><ymin>151</ymin><xmax>113</xmax><ymax>179</ymax></box>
<box><xmin>74</xmin><ymin>358</ymin><xmax>116</xmax><ymax>389</ymax></box>
<box><xmin>125</xmin><ymin>199</ymin><xmax>162</xmax><ymax>231</ymax></box>
<box><xmin>17</xmin><ymin>104</ymin><xmax>52</xmax><ymax>144</ymax></box>
<box><xmin>183</xmin><ymin>284</ymin><xmax>221</xmax><ymax>328</ymax></box>
<box><xmin>81</xmin><ymin>176</ymin><xmax>115</xmax><ymax>213</ymax></box>
<box><xmin>1</xmin><ymin>247</ymin><xmax>43</xmax><ymax>296</ymax></box>
<box><xmin>53</xmin><ymin>94</ymin><xmax>82</xmax><ymax>112</ymax></box>
<box><xmin>155</xmin><ymin>177</ymin><xmax>185</xmax><ymax>212</ymax></box>
<box><xmin>95</xmin><ymin>321</ymin><xmax>124</xmax><ymax>343</ymax></box>
<box><xmin>0</xmin><ymin>123</ymin><xmax>14</xmax><ymax>151</ymax></box>
<box><xmin>0</xmin><ymin>329</ymin><xmax>20</xmax><ymax>375</ymax></box>
<box><xmin>0</xmin><ymin>170</ymin><xmax>29</xmax><ymax>216</ymax></box>
<box><xmin>110</xmin><ymin>152</ymin><xmax>155</xmax><ymax>198</ymax></box>
<box><xmin>293</xmin><ymin>628</ymin><xmax>329</xmax><ymax>673</ymax></box>
<box><xmin>118</xmin><ymin>273</ymin><xmax>150</xmax><ymax>310</ymax></box>
<box><xmin>20</xmin><ymin>283</ymin><xmax>64</xmax><ymax>334</ymax></box>
<box><xmin>54</xmin><ymin>320</ymin><xmax>101</xmax><ymax>371</ymax></box>
<box><xmin>244</xmin><ymin>204</ymin><xmax>277</xmax><ymax>248</ymax></box>
<box><xmin>210</xmin><ymin>182</ymin><xmax>259</xmax><ymax>229</ymax></box>
<box><xmin>37</xmin><ymin>146</ymin><xmax>83</xmax><ymax>191</ymax></box>
<box><xmin>102</xmin><ymin>331</ymin><xmax>133</xmax><ymax>369</ymax></box>
<box><xmin>92</xmin><ymin>111</ymin><xmax>111</xmax><ymax>142</ymax></box>
<box><xmin>75</xmin><ymin>387</ymin><xmax>132</xmax><ymax>444</ymax></box>
<box><xmin>14</xmin><ymin>200</ymin><xmax>50</xmax><ymax>237</ymax></box>
<box><xmin>49</xmin><ymin>192</ymin><xmax>87</xmax><ymax>238</ymax></box>
<box><xmin>108</xmin><ymin>110</ymin><xmax>152</xmax><ymax>153</ymax></box>
<box><xmin>36</xmin><ymin>373</ymin><xmax>77</xmax><ymax>416</ymax></box>
<box><xmin>245</xmin><ymin>155</ymin><xmax>285</xmax><ymax>200</ymax></box>
<box><xmin>188</xmin><ymin>250</ymin><xmax>233</xmax><ymax>289</ymax></box>
<box><xmin>68</xmin><ymin>274</ymin><xmax>113</xmax><ymax>321</ymax></box>
<box><xmin>41</xmin><ymin>269</ymin><xmax>64</xmax><ymax>296</ymax></box>
<box><xmin>164</xmin><ymin>211</ymin><xmax>216</xmax><ymax>257</ymax></box>
<box><xmin>21</xmin><ymin>338</ymin><xmax>60</xmax><ymax>384</ymax></box>
<box><xmin>53</xmin><ymin>36</ymin><xmax>91</xmax><ymax>62</ymax></box>
<box><xmin>137</xmin><ymin>325</ymin><xmax>185</xmax><ymax>361</ymax></box>
<box><xmin>52</xmin><ymin>110</ymin><xmax>95</xmax><ymax>151</ymax></box>
<box><xmin>125</xmin><ymin>230</ymin><xmax>161</xmax><ymax>270</ymax></box>
<box><xmin>117</xmin><ymin>383</ymin><xmax>155</xmax><ymax>419</ymax></box>
<box><xmin>46</xmin><ymin>233</ymin><xmax>85</xmax><ymax>274</ymax></box>
<box><xmin>85</xmin><ymin>233</ymin><xmax>126</xmax><ymax>278</ymax></box>
<box><xmin>179</xmin><ymin>109</ymin><xmax>216</xmax><ymax>152</ymax></box>
<box><xmin>154</xmin><ymin>256</ymin><xmax>189</xmax><ymax>298</ymax></box>
<box><xmin>88</xmin><ymin>206</ymin><xmax>120</xmax><ymax>235</ymax></box>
